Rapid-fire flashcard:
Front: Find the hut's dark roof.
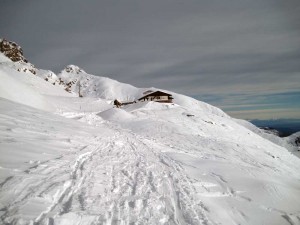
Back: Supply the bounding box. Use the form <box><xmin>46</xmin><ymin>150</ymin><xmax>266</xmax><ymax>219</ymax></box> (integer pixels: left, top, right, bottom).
<box><xmin>138</xmin><ymin>91</ymin><xmax>172</xmax><ymax>100</ymax></box>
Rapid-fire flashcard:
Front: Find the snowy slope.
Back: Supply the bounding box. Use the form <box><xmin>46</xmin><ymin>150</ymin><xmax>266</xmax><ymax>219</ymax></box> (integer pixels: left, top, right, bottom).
<box><xmin>1</xmin><ymin>53</ymin><xmax>300</xmax><ymax>224</ymax></box>
<box><xmin>0</xmin><ymin>64</ymin><xmax>52</xmax><ymax>111</ymax></box>
<box><xmin>235</xmin><ymin>118</ymin><xmax>300</xmax><ymax>157</ymax></box>
<box><xmin>57</xmin><ymin>65</ymin><xmax>142</xmax><ymax>101</ymax></box>
<box><xmin>55</xmin><ymin>65</ymin><xmax>227</xmax><ymax>118</ymax></box>
<box><xmin>0</xmin><ymin>52</ymin><xmax>11</xmax><ymax>63</ymax></box>
<box><xmin>285</xmin><ymin>132</ymin><xmax>300</xmax><ymax>157</ymax></box>
<box><xmin>0</xmin><ymin>53</ymin><xmax>112</xmax><ymax>114</ymax></box>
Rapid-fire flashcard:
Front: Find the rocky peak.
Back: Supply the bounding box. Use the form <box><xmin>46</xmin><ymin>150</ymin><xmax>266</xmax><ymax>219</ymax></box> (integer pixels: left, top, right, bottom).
<box><xmin>0</xmin><ymin>38</ymin><xmax>28</xmax><ymax>63</ymax></box>
<box><xmin>64</xmin><ymin>65</ymin><xmax>86</xmax><ymax>74</ymax></box>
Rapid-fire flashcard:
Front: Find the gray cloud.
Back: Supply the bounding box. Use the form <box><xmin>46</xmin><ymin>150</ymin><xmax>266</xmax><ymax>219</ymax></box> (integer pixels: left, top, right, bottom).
<box><xmin>1</xmin><ymin>0</ymin><xmax>300</xmax><ymax>119</ymax></box>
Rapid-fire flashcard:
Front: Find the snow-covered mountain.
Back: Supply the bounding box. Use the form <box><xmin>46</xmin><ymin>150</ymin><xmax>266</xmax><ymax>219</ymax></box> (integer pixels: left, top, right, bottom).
<box><xmin>39</xmin><ymin>64</ymin><xmax>227</xmax><ymax>118</ymax></box>
<box><xmin>235</xmin><ymin>119</ymin><xmax>300</xmax><ymax>157</ymax></box>
<box><xmin>1</xmin><ymin>43</ymin><xmax>300</xmax><ymax>225</ymax></box>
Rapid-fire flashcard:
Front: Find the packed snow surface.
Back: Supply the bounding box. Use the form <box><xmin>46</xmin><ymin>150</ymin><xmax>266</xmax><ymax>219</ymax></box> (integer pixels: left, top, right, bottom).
<box><xmin>1</xmin><ymin>57</ymin><xmax>300</xmax><ymax>225</ymax></box>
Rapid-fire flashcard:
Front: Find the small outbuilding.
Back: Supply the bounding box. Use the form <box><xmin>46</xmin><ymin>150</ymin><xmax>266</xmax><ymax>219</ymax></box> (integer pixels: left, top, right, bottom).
<box><xmin>138</xmin><ymin>91</ymin><xmax>173</xmax><ymax>103</ymax></box>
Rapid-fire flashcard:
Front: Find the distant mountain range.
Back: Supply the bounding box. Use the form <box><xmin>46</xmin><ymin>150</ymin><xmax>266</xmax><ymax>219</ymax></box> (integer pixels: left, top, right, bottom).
<box><xmin>250</xmin><ymin>119</ymin><xmax>300</xmax><ymax>137</ymax></box>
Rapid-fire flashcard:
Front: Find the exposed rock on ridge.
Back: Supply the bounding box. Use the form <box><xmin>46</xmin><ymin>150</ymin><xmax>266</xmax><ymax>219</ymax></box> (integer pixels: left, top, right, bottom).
<box><xmin>0</xmin><ymin>38</ymin><xmax>37</xmax><ymax>75</ymax></box>
<box><xmin>64</xmin><ymin>65</ymin><xmax>86</xmax><ymax>74</ymax></box>
<box><xmin>0</xmin><ymin>38</ymin><xmax>28</xmax><ymax>63</ymax></box>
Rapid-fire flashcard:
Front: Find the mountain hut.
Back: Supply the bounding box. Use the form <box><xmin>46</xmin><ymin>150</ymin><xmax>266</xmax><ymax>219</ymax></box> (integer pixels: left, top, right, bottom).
<box><xmin>138</xmin><ymin>91</ymin><xmax>173</xmax><ymax>103</ymax></box>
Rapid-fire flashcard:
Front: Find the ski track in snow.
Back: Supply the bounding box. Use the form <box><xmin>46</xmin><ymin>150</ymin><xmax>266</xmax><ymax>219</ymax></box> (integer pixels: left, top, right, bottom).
<box><xmin>0</xmin><ymin>123</ymin><xmax>212</xmax><ymax>225</ymax></box>
<box><xmin>1</xmin><ymin>110</ymin><xmax>299</xmax><ymax>225</ymax></box>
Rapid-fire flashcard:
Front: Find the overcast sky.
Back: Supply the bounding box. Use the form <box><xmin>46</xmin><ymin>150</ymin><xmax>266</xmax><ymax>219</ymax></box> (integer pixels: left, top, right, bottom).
<box><xmin>1</xmin><ymin>0</ymin><xmax>300</xmax><ymax>120</ymax></box>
